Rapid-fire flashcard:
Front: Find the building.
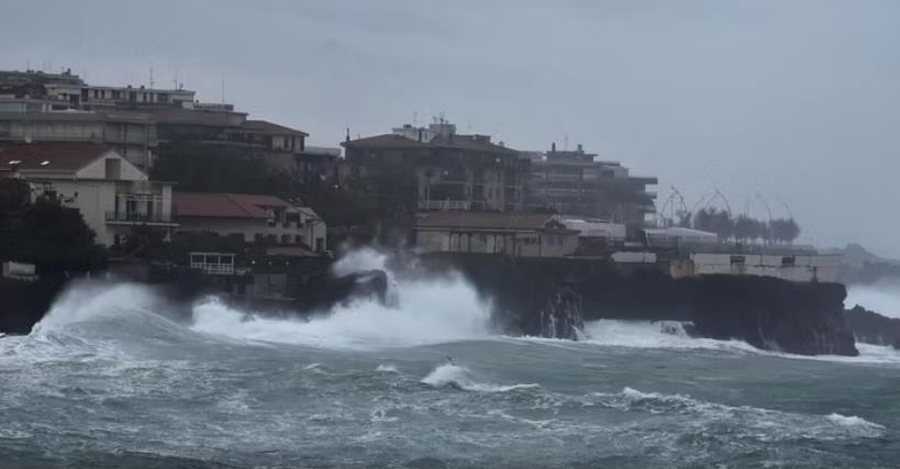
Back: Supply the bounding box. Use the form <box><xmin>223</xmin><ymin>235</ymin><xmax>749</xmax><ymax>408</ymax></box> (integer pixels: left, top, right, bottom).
<box><xmin>414</xmin><ymin>211</ymin><xmax>579</xmax><ymax>258</ymax></box>
<box><xmin>0</xmin><ymin>143</ymin><xmax>176</xmax><ymax>247</ymax></box>
<box><xmin>172</xmin><ymin>191</ymin><xmax>326</xmax><ymax>251</ymax></box>
<box><xmin>341</xmin><ymin>121</ymin><xmax>529</xmax><ymax>213</ymax></box>
<box><xmin>0</xmin><ymin>109</ymin><xmax>158</xmax><ymax>170</ymax></box>
<box><xmin>0</xmin><ymin>69</ymin><xmax>308</xmax><ymax>176</ymax></box>
<box><xmin>526</xmin><ymin>143</ymin><xmax>657</xmax><ymax>226</ymax></box>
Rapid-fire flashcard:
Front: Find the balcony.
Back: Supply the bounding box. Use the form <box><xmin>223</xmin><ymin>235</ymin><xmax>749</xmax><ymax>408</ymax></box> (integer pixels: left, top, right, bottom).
<box><xmin>105</xmin><ymin>211</ymin><xmax>176</xmax><ymax>225</ymax></box>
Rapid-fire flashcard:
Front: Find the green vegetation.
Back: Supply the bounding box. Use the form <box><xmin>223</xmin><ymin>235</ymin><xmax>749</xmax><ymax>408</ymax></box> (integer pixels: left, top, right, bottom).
<box><xmin>691</xmin><ymin>207</ymin><xmax>800</xmax><ymax>243</ymax></box>
<box><xmin>0</xmin><ymin>195</ymin><xmax>107</xmax><ymax>272</ymax></box>
<box><xmin>151</xmin><ymin>142</ymin><xmax>293</xmax><ymax>196</ymax></box>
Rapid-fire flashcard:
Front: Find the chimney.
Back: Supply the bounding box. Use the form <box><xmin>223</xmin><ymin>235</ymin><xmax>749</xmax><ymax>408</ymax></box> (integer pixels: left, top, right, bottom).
<box><xmin>551</xmin><ymin>142</ymin><xmax>556</xmax><ymax>152</ymax></box>
<box><xmin>345</xmin><ymin>127</ymin><xmax>350</xmax><ymax>143</ymax></box>
<box><xmin>577</xmin><ymin>143</ymin><xmax>583</xmax><ymax>153</ymax></box>
<box><xmin>417</xmin><ymin>128</ymin><xmax>423</xmax><ymax>142</ymax></box>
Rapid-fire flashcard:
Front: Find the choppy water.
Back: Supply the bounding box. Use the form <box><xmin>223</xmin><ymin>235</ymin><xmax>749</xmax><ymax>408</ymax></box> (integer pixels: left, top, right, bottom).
<box><xmin>2</xmin><ymin>252</ymin><xmax>900</xmax><ymax>468</ymax></box>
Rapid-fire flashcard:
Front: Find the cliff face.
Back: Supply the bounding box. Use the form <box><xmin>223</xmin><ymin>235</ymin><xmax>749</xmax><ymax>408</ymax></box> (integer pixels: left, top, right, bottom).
<box><xmin>420</xmin><ymin>253</ymin><xmax>858</xmax><ymax>356</ymax></box>
<box><xmin>845</xmin><ymin>305</ymin><xmax>900</xmax><ymax>348</ymax></box>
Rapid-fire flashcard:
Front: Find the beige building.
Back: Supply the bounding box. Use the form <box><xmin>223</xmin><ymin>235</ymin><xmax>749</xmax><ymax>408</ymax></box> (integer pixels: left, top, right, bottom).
<box><xmin>415</xmin><ymin>211</ymin><xmax>578</xmax><ymax>258</ymax></box>
<box><xmin>172</xmin><ymin>192</ymin><xmax>327</xmax><ymax>252</ymax></box>
<box><xmin>0</xmin><ymin>143</ymin><xmax>175</xmax><ymax>246</ymax></box>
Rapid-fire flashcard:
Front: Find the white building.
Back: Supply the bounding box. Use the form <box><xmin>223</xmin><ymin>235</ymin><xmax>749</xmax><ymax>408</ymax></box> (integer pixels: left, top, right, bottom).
<box><xmin>0</xmin><ymin>143</ymin><xmax>176</xmax><ymax>247</ymax></box>
<box><xmin>172</xmin><ymin>192</ymin><xmax>327</xmax><ymax>252</ymax></box>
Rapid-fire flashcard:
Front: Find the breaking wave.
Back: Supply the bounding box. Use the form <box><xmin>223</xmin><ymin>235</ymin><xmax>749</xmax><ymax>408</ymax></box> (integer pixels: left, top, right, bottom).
<box><xmin>592</xmin><ymin>387</ymin><xmax>886</xmax><ymax>439</ymax></box>
<box><xmin>421</xmin><ymin>362</ymin><xmax>539</xmax><ymax>393</ymax></box>
<box><xmin>846</xmin><ymin>282</ymin><xmax>900</xmax><ymax>318</ymax></box>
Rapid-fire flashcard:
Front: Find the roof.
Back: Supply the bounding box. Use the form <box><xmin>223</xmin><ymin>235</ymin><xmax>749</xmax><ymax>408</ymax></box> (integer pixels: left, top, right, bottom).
<box><xmin>342</xmin><ymin>133</ymin><xmax>518</xmax><ymax>155</ymax></box>
<box><xmin>173</xmin><ymin>192</ymin><xmax>290</xmax><ymax>219</ymax></box>
<box><xmin>242</xmin><ymin>120</ymin><xmax>308</xmax><ymax>137</ymax></box>
<box><xmin>0</xmin><ymin>143</ymin><xmax>112</xmax><ymax>172</ymax></box>
<box><xmin>342</xmin><ymin>133</ymin><xmax>430</xmax><ymax>150</ymax></box>
<box><xmin>416</xmin><ymin>211</ymin><xmax>562</xmax><ymax>231</ymax></box>
<box><xmin>643</xmin><ymin>227</ymin><xmax>718</xmax><ymax>238</ymax></box>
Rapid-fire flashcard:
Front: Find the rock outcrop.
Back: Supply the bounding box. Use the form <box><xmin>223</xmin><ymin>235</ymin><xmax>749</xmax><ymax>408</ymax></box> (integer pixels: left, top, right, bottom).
<box><xmin>420</xmin><ymin>253</ymin><xmax>859</xmax><ymax>356</ymax></box>
<box><xmin>845</xmin><ymin>305</ymin><xmax>900</xmax><ymax>348</ymax></box>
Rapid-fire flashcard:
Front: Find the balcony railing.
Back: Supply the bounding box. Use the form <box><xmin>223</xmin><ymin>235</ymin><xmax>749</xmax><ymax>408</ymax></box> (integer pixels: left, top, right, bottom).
<box><xmin>105</xmin><ymin>211</ymin><xmax>172</xmax><ymax>223</ymax></box>
<box><xmin>190</xmin><ymin>262</ymin><xmax>234</xmax><ymax>275</ymax></box>
<box><xmin>418</xmin><ymin>200</ymin><xmax>472</xmax><ymax>211</ymax></box>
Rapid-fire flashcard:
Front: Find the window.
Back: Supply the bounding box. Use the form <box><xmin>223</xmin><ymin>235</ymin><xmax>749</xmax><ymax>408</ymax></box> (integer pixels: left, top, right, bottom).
<box><xmin>104</xmin><ymin>158</ymin><xmax>121</xmax><ymax>179</ymax></box>
<box><xmin>781</xmin><ymin>256</ymin><xmax>796</xmax><ymax>266</ymax></box>
<box><xmin>281</xmin><ymin>234</ymin><xmax>291</xmax><ymax>244</ymax></box>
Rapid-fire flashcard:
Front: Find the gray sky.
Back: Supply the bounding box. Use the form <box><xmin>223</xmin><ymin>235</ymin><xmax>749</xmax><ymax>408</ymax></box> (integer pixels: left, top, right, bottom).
<box><xmin>3</xmin><ymin>0</ymin><xmax>899</xmax><ymax>256</ymax></box>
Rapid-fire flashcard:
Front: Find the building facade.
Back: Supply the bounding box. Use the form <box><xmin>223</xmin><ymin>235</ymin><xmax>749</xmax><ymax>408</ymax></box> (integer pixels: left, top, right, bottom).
<box><xmin>0</xmin><ymin>143</ymin><xmax>175</xmax><ymax>247</ymax></box>
<box><xmin>341</xmin><ymin>121</ymin><xmax>529</xmax><ymax>214</ymax></box>
<box><xmin>414</xmin><ymin>211</ymin><xmax>579</xmax><ymax>258</ymax></box>
<box><xmin>526</xmin><ymin>143</ymin><xmax>657</xmax><ymax>226</ymax></box>
<box><xmin>172</xmin><ymin>192</ymin><xmax>327</xmax><ymax>251</ymax></box>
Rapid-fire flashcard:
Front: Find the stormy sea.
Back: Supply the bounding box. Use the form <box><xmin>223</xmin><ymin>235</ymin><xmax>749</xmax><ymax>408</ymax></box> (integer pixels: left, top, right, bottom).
<box><xmin>2</xmin><ymin>252</ymin><xmax>899</xmax><ymax>468</ymax></box>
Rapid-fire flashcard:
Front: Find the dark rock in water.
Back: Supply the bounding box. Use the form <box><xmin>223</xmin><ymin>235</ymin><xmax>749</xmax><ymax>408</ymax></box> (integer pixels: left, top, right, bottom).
<box><xmin>419</xmin><ymin>253</ymin><xmax>859</xmax><ymax>356</ymax></box>
<box><xmin>845</xmin><ymin>305</ymin><xmax>900</xmax><ymax>349</ymax></box>
<box><xmin>0</xmin><ymin>274</ymin><xmax>67</xmax><ymax>334</ymax></box>
<box><xmin>685</xmin><ymin>275</ymin><xmax>857</xmax><ymax>356</ymax></box>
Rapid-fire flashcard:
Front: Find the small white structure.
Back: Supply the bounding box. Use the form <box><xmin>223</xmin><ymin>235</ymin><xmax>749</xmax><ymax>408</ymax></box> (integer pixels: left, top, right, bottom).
<box><xmin>2</xmin><ymin>261</ymin><xmax>37</xmax><ymax>281</ymax></box>
<box><xmin>611</xmin><ymin>251</ymin><xmax>657</xmax><ymax>264</ymax></box>
<box><xmin>189</xmin><ymin>252</ymin><xmax>235</xmax><ymax>275</ymax></box>
<box><xmin>643</xmin><ymin>227</ymin><xmax>718</xmax><ymax>248</ymax></box>
<box><xmin>689</xmin><ymin>252</ymin><xmax>843</xmax><ymax>283</ymax></box>
<box><xmin>559</xmin><ymin>217</ymin><xmax>626</xmax><ymax>242</ymax></box>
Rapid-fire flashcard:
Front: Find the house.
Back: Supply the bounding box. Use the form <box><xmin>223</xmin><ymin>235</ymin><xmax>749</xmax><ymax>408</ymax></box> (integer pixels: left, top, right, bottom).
<box><xmin>0</xmin><ymin>143</ymin><xmax>175</xmax><ymax>247</ymax></box>
<box><xmin>172</xmin><ymin>191</ymin><xmax>327</xmax><ymax>251</ymax></box>
<box><xmin>414</xmin><ymin>211</ymin><xmax>578</xmax><ymax>258</ymax></box>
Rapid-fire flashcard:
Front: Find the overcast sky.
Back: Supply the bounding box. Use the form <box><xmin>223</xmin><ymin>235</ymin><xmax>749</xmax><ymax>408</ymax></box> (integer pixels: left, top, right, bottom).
<box><xmin>3</xmin><ymin>0</ymin><xmax>899</xmax><ymax>256</ymax></box>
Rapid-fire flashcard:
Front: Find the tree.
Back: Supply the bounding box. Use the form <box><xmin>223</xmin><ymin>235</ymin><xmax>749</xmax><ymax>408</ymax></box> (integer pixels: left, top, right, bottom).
<box><xmin>0</xmin><ymin>196</ymin><xmax>107</xmax><ymax>272</ymax></box>
<box><xmin>151</xmin><ymin>142</ymin><xmax>294</xmax><ymax>197</ymax></box>
<box><xmin>769</xmin><ymin>218</ymin><xmax>800</xmax><ymax>243</ymax></box>
<box><xmin>733</xmin><ymin>214</ymin><xmax>755</xmax><ymax>242</ymax></box>
<box><xmin>692</xmin><ymin>207</ymin><xmax>734</xmax><ymax>240</ymax></box>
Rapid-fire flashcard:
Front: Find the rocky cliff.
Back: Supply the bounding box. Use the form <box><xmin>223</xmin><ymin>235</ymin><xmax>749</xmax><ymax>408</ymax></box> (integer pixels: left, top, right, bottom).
<box><xmin>419</xmin><ymin>253</ymin><xmax>858</xmax><ymax>356</ymax></box>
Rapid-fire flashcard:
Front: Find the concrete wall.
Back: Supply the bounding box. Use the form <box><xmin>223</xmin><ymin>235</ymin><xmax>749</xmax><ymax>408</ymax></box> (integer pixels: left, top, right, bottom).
<box><xmin>690</xmin><ymin>253</ymin><xmax>843</xmax><ymax>283</ymax></box>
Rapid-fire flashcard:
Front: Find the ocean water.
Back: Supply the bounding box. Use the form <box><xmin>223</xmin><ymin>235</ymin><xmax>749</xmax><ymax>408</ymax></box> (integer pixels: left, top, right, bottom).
<box><xmin>2</xmin><ymin>252</ymin><xmax>900</xmax><ymax>468</ymax></box>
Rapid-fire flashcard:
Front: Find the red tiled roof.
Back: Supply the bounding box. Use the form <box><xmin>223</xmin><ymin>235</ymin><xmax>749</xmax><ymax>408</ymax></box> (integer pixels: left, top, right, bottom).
<box><xmin>173</xmin><ymin>192</ymin><xmax>290</xmax><ymax>219</ymax></box>
<box><xmin>0</xmin><ymin>143</ymin><xmax>112</xmax><ymax>172</ymax></box>
<box><xmin>416</xmin><ymin>211</ymin><xmax>560</xmax><ymax>231</ymax></box>
<box><xmin>242</xmin><ymin>120</ymin><xmax>309</xmax><ymax>136</ymax></box>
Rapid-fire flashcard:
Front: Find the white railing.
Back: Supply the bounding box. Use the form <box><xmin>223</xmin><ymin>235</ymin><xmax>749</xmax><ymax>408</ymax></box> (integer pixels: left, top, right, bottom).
<box><xmin>190</xmin><ymin>262</ymin><xmax>234</xmax><ymax>275</ymax></box>
<box><xmin>418</xmin><ymin>200</ymin><xmax>471</xmax><ymax>211</ymax></box>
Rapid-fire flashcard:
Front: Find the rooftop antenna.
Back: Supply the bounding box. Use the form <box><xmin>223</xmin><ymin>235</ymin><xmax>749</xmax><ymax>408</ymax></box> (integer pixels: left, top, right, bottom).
<box><xmin>221</xmin><ymin>78</ymin><xmax>225</xmax><ymax>104</ymax></box>
<box><xmin>413</xmin><ymin>111</ymin><xmax>418</xmax><ymax>126</ymax></box>
<box><xmin>563</xmin><ymin>132</ymin><xmax>569</xmax><ymax>151</ymax></box>
<box><xmin>149</xmin><ymin>64</ymin><xmax>155</xmax><ymax>89</ymax></box>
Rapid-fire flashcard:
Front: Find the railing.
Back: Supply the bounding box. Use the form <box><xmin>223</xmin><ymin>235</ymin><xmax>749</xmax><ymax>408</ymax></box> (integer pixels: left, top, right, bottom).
<box><xmin>105</xmin><ymin>211</ymin><xmax>172</xmax><ymax>223</ymax></box>
<box><xmin>190</xmin><ymin>262</ymin><xmax>234</xmax><ymax>275</ymax></box>
<box><xmin>418</xmin><ymin>200</ymin><xmax>471</xmax><ymax>211</ymax></box>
